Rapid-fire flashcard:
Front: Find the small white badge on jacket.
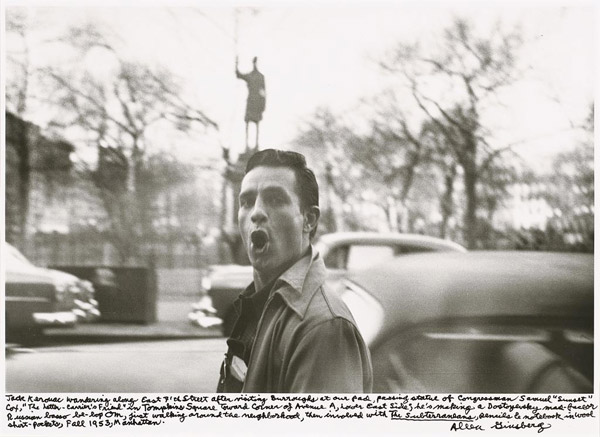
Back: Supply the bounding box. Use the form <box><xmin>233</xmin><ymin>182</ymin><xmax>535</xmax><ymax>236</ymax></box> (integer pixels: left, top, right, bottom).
<box><xmin>230</xmin><ymin>356</ymin><xmax>247</xmax><ymax>382</ymax></box>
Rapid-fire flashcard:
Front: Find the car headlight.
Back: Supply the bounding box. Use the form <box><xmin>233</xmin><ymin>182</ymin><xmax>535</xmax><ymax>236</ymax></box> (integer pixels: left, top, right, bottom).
<box><xmin>54</xmin><ymin>283</ymin><xmax>68</xmax><ymax>302</ymax></box>
<box><xmin>54</xmin><ymin>282</ymin><xmax>68</xmax><ymax>293</ymax></box>
<box><xmin>80</xmin><ymin>279</ymin><xmax>95</xmax><ymax>294</ymax></box>
<box><xmin>52</xmin><ymin>277</ymin><xmax>80</xmax><ymax>303</ymax></box>
<box><xmin>54</xmin><ymin>277</ymin><xmax>80</xmax><ymax>293</ymax></box>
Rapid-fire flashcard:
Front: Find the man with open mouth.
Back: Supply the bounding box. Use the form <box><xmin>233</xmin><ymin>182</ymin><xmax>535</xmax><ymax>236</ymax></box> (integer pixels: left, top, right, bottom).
<box><xmin>217</xmin><ymin>149</ymin><xmax>372</xmax><ymax>393</ymax></box>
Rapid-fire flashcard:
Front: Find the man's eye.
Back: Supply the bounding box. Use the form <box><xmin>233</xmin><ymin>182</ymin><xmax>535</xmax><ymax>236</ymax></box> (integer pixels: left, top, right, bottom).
<box><xmin>266</xmin><ymin>194</ymin><xmax>285</xmax><ymax>205</ymax></box>
<box><xmin>240</xmin><ymin>198</ymin><xmax>252</xmax><ymax>208</ymax></box>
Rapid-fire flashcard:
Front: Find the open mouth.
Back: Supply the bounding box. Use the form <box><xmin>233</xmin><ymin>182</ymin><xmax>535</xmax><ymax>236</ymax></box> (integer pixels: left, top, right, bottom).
<box><xmin>250</xmin><ymin>230</ymin><xmax>269</xmax><ymax>253</ymax></box>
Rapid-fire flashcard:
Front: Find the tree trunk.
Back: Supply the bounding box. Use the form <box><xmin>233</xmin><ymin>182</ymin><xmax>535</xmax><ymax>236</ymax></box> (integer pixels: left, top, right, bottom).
<box><xmin>387</xmin><ymin>197</ymin><xmax>399</xmax><ymax>232</ymax></box>
<box><xmin>17</xmin><ymin>122</ymin><xmax>31</xmax><ymax>251</ymax></box>
<box><xmin>439</xmin><ymin>165</ymin><xmax>456</xmax><ymax>239</ymax></box>
<box><xmin>463</xmin><ymin>168</ymin><xmax>478</xmax><ymax>249</ymax></box>
<box><xmin>324</xmin><ymin>164</ymin><xmax>341</xmax><ymax>232</ymax></box>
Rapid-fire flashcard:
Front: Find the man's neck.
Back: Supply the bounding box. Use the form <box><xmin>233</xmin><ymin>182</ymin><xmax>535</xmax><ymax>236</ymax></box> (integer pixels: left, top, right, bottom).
<box><xmin>253</xmin><ymin>247</ymin><xmax>311</xmax><ymax>292</ymax></box>
<box><xmin>253</xmin><ymin>262</ymin><xmax>291</xmax><ymax>293</ymax></box>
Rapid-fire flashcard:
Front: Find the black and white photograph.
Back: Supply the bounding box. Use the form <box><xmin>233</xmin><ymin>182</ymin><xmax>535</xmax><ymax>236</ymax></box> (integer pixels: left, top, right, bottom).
<box><xmin>2</xmin><ymin>0</ymin><xmax>597</xmax><ymax>435</ymax></box>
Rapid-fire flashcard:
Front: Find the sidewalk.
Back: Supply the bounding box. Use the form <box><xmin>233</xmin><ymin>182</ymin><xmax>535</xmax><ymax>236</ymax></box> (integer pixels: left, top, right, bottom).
<box><xmin>44</xmin><ymin>320</ymin><xmax>222</xmax><ymax>340</ymax></box>
<box><xmin>43</xmin><ymin>299</ymin><xmax>223</xmax><ymax>341</ymax></box>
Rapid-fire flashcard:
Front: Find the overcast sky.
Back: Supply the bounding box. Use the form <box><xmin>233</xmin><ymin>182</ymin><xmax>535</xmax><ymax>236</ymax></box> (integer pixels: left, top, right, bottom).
<box><xmin>4</xmin><ymin>1</ymin><xmax>596</xmax><ymax>172</ymax></box>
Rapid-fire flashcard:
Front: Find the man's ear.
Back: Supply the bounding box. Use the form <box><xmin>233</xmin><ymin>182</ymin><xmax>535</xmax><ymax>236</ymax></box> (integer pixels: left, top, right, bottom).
<box><xmin>303</xmin><ymin>206</ymin><xmax>320</xmax><ymax>234</ymax></box>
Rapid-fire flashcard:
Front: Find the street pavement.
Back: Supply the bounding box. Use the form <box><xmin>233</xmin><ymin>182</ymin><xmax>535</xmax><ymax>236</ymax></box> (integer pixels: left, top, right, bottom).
<box><xmin>6</xmin><ymin>299</ymin><xmax>227</xmax><ymax>392</ymax></box>
<box><xmin>6</xmin><ymin>338</ymin><xmax>226</xmax><ymax>392</ymax></box>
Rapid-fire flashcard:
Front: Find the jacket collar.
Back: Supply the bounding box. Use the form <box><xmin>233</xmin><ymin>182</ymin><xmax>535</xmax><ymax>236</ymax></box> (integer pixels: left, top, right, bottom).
<box><xmin>271</xmin><ymin>245</ymin><xmax>327</xmax><ymax>319</ymax></box>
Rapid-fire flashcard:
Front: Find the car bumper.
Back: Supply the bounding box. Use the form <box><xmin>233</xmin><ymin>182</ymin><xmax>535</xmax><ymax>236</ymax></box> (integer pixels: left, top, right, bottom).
<box><xmin>32</xmin><ymin>311</ymin><xmax>77</xmax><ymax>326</ymax></box>
<box><xmin>73</xmin><ymin>299</ymin><xmax>101</xmax><ymax>322</ymax></box>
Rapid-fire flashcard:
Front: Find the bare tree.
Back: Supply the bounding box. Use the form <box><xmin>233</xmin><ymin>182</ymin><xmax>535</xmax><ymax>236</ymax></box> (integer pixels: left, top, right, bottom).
<box><xmin>6</xmin><ymin>10</ymin><xmax>32</xmax><ymax>115</ymax></box>
<box><xmin>543</xmin><ymin>105</ymin><xmax>594</xmax><ymax>250</ymax></box>
<box><xmin>5</xmin><ymin>11</ymin><xmax>33</xmax><ymax>248</ymax></box>
<box><xmin>416</xmin><ymin>119</ymin><xmax>459</xmax><ymax>239</ymax></box>
<box><xmin>379</xmin><ymin>18</ymin><xmax>523</xmax><ymax>248</ymax></box>
<box><xmin>354</xmin><ymin>117</ymin><xmax>435</xmax><ymax>232</ymax></box>
<box><xmin>293</xmin><ymin>108</ymin><xmax>365</xmax><ymax>232</ymax></box>
<box><xmin>40</xmin><ymin>24</ymin><xmax>218</xmax><ymax>263</ymax></box>
<box><xmin>294</xmin><ymin>107</ymin><xmax>440</xmax><ymax>234</ymax></box>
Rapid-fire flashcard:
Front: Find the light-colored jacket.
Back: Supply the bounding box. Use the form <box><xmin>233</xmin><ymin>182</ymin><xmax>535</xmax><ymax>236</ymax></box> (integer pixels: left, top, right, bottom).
<box><xmin>242</xmin><ymin>249</ymin><xmax>373</xmax><ymax>393</ymax></box>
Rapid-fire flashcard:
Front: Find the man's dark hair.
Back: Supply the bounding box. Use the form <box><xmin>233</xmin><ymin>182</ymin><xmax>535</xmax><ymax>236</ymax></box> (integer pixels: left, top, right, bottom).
<box><xmin>245</xmin><ymin>149</ymin><xmax>319</xmax><ymax>239</ymax></box>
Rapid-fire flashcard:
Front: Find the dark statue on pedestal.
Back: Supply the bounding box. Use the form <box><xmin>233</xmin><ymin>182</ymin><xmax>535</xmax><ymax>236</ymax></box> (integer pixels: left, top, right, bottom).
<box><xmin>236</xmin><ymin>56</ymin><xmax>266</xmax><ymax>151</ymax></box>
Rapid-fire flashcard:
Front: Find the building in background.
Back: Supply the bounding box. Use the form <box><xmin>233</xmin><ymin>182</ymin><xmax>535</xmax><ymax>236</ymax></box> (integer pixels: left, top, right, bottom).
<box><xmin>6</xmin><ymin>111</ymin><xmax>75</xmax><ymax>249</ymax></box>
<box><xmin>5</xmin><ymin>111</ymin><xmax>216</xmax><ymax>268</ymax></box>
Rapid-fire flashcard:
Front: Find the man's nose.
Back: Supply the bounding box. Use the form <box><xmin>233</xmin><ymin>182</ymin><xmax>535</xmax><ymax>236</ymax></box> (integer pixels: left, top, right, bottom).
<box><xmin>250</xmin><ymin>197</ymin><xmax>267</xmax><ymax>224</ymax></box>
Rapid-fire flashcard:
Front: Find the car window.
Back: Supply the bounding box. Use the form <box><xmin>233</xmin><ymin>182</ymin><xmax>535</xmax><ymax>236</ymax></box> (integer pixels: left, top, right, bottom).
<box><xmin>323</xmin><ymin>242</ymin><xmax>441</xmax><ymax>270</ymax></box>
<box><xmin>346</xmin><ymin>245</ymin><xmax>395</xmax><ymax>270</ymax></box>
<box><xmin>394</xmin><ymin>244</ymin><xmax>435</xmax><ymax>255</ymax></box>
<box><xmin>371</xmin><ymin>323</ymin><xmax>593</xmax><ymax>393</ymax></box>
<box><xmin>323</xmin><ymin>246</ymin><xmax>348</xmax><ymax>269</ymax></box>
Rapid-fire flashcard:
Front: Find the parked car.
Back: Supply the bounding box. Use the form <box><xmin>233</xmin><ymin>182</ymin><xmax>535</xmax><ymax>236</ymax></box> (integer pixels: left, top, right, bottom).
<box><xmin>338</xmin><ymin>251</ymin><xmax>593</xmax><ymax>393</ymax></box>
<box><xmin>190</xmin><ymin>232</ymin><xmax>466</xmax><ymax>335</ymax></box>
<box><xmin>5</xmin><ymin>243</ymin><xmax>100</xmax><ymax>339</ymax></box>
<box><xmin>46</xmin><ymin>268</ymin><xmax>101</xmax><ymax>323</ymax></box>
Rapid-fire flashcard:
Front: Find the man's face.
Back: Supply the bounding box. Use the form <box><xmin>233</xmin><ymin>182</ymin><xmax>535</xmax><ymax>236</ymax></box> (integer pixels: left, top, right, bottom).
<box><xmin>238</xmin><ymin>166</ymin><xmax>309</xmax><ymax>281</ymax></box>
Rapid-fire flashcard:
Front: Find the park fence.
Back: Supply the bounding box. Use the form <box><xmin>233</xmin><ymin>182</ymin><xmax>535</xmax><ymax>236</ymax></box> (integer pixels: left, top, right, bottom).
<box><xmin>28</xmin><ymin>231</ymin><xmax>220</xmax><ymax>269</ymax></box>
